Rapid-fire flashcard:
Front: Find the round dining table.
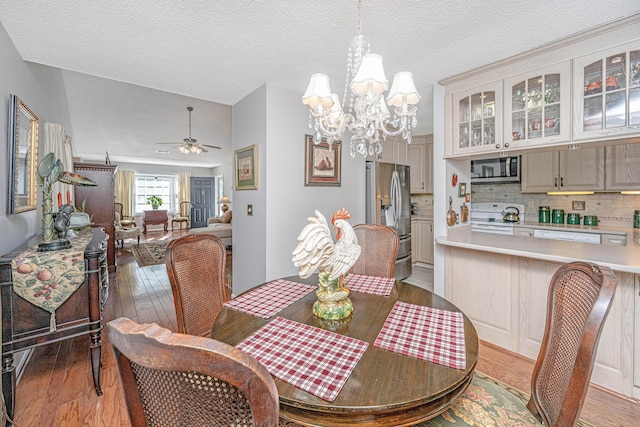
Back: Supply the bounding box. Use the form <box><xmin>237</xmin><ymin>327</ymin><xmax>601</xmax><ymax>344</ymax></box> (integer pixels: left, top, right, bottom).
<box><xmin>211</xmin><ymin>276</ymin><xmax>479</xmax><ymax>426</ymax></box>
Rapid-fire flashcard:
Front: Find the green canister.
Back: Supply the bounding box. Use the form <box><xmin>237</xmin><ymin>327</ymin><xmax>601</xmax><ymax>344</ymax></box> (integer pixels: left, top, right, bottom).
<box><xmin>539</xmin><ymin>206</ymin><xmax>550</xmax><ymax>223</ymax></box>
<box><xmin>567</xmin><ymin>213</ymin><xmax>581</xmax><ymax>225</ymax></box>
<box><xmin>552</xmin><ymin>209</ymin><xmax>565</xmax><ymax>224</ymax></box>
<box><xmin>634</xmin><ymin>210</ymin><xmax>640</xmax><ymax>228</ymax></box>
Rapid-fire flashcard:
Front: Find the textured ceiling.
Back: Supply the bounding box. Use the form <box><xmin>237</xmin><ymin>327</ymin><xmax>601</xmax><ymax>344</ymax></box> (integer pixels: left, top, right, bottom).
<box><xmin>1</xmin><ymin>1</ymin><xmax>639</xmax><ymax>167</ymax></box>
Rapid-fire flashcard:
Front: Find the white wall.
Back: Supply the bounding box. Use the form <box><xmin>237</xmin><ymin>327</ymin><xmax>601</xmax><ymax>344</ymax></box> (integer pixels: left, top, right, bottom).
<box><xmin>0</xmin><ymin>23</ymin><xmax>73</xmax><ymax>255</ymax></box>
<box><xmin>231</xmin><ymin>82</ymin><xmax>366</xmax><ymax>295</ymax></box>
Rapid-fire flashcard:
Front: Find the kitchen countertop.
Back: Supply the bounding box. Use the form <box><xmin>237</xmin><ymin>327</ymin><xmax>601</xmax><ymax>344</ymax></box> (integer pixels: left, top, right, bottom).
<box><xmin>436</xmin><ymin>228</ymin><xmax>640</xmax><ymax>274</ymax></box>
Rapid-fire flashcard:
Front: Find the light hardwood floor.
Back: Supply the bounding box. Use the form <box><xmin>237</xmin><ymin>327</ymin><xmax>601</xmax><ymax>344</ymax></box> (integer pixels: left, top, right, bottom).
<box><xmin>9</xmin><ymin>230</ymin><xmax>640</xmax><ymax>426</ymax></box>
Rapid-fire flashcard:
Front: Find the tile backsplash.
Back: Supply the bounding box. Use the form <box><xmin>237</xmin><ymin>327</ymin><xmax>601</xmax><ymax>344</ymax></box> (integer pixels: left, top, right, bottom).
<box><xmin>471</xmin><ymin>183</ymin><xmax>640</xmax><ymax>227</ymax></box>
<box><xmin>410</xmin><ymin>194</ymin><xmax>435</xmax><ymax>214</ymax></box>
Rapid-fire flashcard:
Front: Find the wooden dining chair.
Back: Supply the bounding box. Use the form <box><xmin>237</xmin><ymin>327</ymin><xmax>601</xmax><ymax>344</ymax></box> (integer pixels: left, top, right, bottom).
<box><xmin>419</xmin><ymin>261</ymin><xmax>617</xmax><ymax>427</ymax></box>
<box><xmin>171</xmin><ymin>200</ymin><xmax>192</xmax><ymax>231</ymax></box>
<box><xmin>107</xmin><ymin>317</ymin><xmax>279</xmax><ymax>427</ymax></box>
<box><xmin>349</xmin><ymin>224</ymin><xmax>399</xmax><ymax>278</ymax></box>
<box><xmin>165</xmin><ymin>234</ymin><xmax>228</xmax><ymax>337</ymax></box>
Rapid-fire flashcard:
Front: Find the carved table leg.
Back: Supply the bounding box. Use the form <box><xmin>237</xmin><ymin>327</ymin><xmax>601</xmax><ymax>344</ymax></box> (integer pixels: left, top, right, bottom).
<box><xmin>90</xmin><ymin>330</ymin><xmax>103</xmax><ymax>396</ymax></box>
<box><xmin>2</xmin><ymin>354</ymin><xmax>15</xmax><ymax>426</ymax></box>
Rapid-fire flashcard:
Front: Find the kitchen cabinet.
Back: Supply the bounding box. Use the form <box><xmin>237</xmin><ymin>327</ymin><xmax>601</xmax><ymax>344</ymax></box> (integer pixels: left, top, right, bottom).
<box><xmin>503</xmin><ymin>62</ymin><xmax>571</xmax><ymax>147</ymax></box>
<box><xmin>369</xmin><ymin>136</ymin><xmax>408</xmax><ymax>165</ymax></box>
<box><xmin>573</xmin><ymin>41</ymin><xmax>640</xmax><ymax>142</ymax></box>
<box><xmin>412</xmin><ymin>218</ymin><xmax>433</xmax><ymax>265</ymax></box>
<box><xmin>521</xmin><ymin>146</ymin><xmax>604</xmax><ymax>192</ymax></box>
<box><xmin>605</xmin><ymin>143</ymin><xmax>640</xmax><ymax>190</ymax></box>
<box><xmin>445</xmin><ymin>246</ymin><xmax>636</xmax><ymax>397</ymax></box>
<box><xmin>518</xmin><ymin>261</ymin><xmax>634</xmax><ymax>395</ymax></box>
<box><xmin>514</xmin><ymin>226</ymin><xmax>533</xmax><ymax>237</ymax></box>
<box><xmin>411</xmin><ymin>219</ymin><xmax>416</xmax><ymax>263</ymax></box>
<box><xmin>408</xmin><ymin>135</ymin><xmax>433</xmax><ymax>194</ymax></box>
<box><xmin>451</xmin><ymin>81</ymin><xmax>503</xmax><ymax>156</ymax></box>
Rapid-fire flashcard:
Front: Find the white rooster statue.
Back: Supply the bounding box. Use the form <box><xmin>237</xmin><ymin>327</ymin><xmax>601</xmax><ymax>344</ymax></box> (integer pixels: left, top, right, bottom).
<box><xmin>292</xmin><ymin>208</ymin><xmax>361</xmax><ymax>320</ymax></box>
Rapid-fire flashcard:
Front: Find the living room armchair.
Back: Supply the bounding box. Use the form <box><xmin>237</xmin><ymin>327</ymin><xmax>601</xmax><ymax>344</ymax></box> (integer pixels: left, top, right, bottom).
<box><xmin>115</xmin><ymin>202</ymin><xmax>136</xmax><ymax>228</ymax></box>
<box><xmin>115</xmin><ymin>211</ymin><xmax>141</xmax><ymax>248</ymax></box>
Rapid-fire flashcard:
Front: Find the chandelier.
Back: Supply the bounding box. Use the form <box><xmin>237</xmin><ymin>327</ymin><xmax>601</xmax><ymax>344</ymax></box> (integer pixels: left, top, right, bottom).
<box><xmin>302</xmin><ymin>1</ymin><xmax>420</xmax><ymax>157</ymax></box>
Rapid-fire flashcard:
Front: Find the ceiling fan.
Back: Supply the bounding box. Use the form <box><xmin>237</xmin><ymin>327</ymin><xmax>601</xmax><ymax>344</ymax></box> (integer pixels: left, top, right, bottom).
<box><xmin>157</xmin><ymin>106</ymin><xmax>221</xmax><ymax>154</ymax></box>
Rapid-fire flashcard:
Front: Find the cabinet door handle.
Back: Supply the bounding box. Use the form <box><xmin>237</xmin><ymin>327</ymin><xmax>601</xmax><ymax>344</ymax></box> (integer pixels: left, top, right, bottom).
<box><xmin>554</xmin><ymin>177</ymin><xmax>558</xmax><ymax>188</ymax></box>
<box><xmin>560</xmin><ymin>177</ymin><xmax>564</xmax><ymax>187</ymax></box>
<box><xmin>504</xmin><ymin>142</ymin><xmax>510</xmax><ymax>148</ymax></box>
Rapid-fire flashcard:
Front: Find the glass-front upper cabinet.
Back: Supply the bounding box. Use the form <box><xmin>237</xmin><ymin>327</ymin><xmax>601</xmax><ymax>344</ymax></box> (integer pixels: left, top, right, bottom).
<box><xmin>573</xmin><ymin>41</ymin><xmax>640</xmax><ymax>141</ymax></box>
<box><xmin>503</xmin><ymin>62</ymin><xmax>571</xmax><ymax>147</ymax></box>
<box><xmin>451</xmin><ymin>81</ymin><xmax>502</xmax><ymax>155</ymax></box>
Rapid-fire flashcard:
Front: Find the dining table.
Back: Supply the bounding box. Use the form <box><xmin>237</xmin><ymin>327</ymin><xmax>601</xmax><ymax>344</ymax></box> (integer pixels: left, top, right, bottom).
<box><xmin>211</xmin><ymin>274</ymin><xmax>479</xmax><ymax>426</ymax></box>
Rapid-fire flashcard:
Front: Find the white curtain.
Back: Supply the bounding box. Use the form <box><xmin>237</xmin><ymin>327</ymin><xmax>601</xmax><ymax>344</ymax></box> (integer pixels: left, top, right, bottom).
<box><xmin>178</xmin><ymin>172</ymin><xmax>191</xmax><ymax>204</ymax></box>
<box><xmin>114</xmin><ymin>170</ymin><xmax>136</xmax><ymax>216</ymax></box>
<box><xmin>44</xmin><ymin>123</ymin><xmax>74</xmax><ymax>210</ymax></box>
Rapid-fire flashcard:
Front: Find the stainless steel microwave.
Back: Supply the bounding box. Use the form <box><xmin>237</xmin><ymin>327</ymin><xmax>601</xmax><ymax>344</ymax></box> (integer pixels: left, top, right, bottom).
<box><xmin>471</xmin><ymin>156</ymin><xmax>520</xmax><ymax>184</ymax></box>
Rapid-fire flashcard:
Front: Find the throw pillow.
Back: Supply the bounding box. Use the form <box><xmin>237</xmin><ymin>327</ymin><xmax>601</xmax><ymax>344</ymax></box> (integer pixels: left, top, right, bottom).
<box><xmin>221</xmin><ymin>210</ymin><xmax>233</xmax><ymax>223</ymax></box>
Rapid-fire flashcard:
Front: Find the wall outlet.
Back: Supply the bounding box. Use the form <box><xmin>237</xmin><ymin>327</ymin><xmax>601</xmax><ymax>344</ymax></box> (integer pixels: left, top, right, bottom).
<box><xmin>247</xmin><ymin>204</ymin><xmax>253</xmax><ymax>216</ymax></box>
<box><xmin>572</xmin><ymin>201</ymin><xmax>585</xmax><ymax>210</ymax></box>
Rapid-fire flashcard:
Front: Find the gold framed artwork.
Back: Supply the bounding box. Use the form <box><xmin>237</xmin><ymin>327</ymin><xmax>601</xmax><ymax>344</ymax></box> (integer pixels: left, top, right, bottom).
<box><xmin>304</xmin><ymin>135</ymin><xmax>341</xmax><ymax>187</ymax></box>
<box><xmin>8</xmin><ymin>95</ymin><xmax>39</xmax><ymax>214</ymax></box>
<box><xmin>235</xmin><ymin>144</ymin><xmax>258</xmax><ymax>190</ymax></box>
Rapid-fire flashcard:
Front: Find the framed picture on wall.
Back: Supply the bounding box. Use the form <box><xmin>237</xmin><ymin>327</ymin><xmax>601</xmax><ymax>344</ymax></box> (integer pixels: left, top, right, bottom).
<box><xmin>458</xmin><ymin>182</ymin><xmax>467</xmax><ymax>197</ymax></box>
<box><xmin>304</xmin><ymin>135</ymin><xmax>341</xmax><ymax>187</ymax></box>
<box><xmin>235</xmin><ymin>144</ymin><xmax>258</xmax><ymax>190</ymax></box>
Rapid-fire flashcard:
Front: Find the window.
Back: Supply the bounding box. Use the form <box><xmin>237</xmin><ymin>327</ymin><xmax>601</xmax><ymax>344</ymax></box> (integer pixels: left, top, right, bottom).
<box><xmin>135</xmin><ymin>175</ymin><xmax>175</xmax><ymax>213</ymax></box>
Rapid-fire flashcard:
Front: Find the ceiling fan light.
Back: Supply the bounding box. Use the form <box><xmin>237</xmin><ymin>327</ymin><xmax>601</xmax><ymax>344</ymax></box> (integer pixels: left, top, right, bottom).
<box><xmin>179</xmin><ymin>145</ymin><xmax>189</xmax><ymax>154</ymax></box>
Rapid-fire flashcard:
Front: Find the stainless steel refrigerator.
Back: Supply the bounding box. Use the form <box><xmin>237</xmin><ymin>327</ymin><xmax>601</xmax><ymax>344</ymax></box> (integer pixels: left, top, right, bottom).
<box><xmin>365</xmin><ymin>161</ymin><xmax>412</xmax><ymax>280</ymax></box>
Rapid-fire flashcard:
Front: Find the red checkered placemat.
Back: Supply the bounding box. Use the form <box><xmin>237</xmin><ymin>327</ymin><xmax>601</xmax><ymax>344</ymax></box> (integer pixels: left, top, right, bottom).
<box><xmin>343</xmin><ymin>274</ymin><xmax>395</xmax><ymax>296</ymax></box>
<box><xmin>224</xmin><ymin>279</ymin><xmax>315</xmax><ymax>318</ymax></box>
<box><xmin>374</xmin><ymin>301</ymin><xmax>466</xmax><ymax>369</ymax></box>
<box><xmin>236</xmin><ymin>317</ymin><xmax>368</xmax><ymax>401</ymax></box>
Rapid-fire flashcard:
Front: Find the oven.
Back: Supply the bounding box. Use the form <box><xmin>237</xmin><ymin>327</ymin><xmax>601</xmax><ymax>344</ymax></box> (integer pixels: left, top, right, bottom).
<box><xmin>470</xmin><ymin>202</ymin><xmax>526</xmax><ymax>236</ymax></box>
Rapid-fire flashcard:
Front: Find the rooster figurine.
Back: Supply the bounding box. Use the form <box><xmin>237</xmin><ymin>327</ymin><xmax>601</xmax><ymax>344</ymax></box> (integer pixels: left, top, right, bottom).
<box><xmin>292</xmin><ymin>208</ymin><xmax>361</xmax><ymax>320</ymax></box>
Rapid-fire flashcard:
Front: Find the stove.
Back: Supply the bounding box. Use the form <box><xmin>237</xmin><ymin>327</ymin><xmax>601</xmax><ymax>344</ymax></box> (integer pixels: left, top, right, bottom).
<box><xmin>470</xmin><ymin>202</ymin><xmax>526</xmax><ymax>235</ymax></box>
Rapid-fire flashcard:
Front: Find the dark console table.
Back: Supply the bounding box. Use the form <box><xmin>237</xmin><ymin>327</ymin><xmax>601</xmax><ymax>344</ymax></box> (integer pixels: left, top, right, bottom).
<box><xmin>0</xmin><ymin>228</ymin><xmax>108</xmax><ymax>423</ymax></box>
<box><xmin>142</xmin><ymin>209</ymin><xmax>168</xmax><ymax>233</ymax></box>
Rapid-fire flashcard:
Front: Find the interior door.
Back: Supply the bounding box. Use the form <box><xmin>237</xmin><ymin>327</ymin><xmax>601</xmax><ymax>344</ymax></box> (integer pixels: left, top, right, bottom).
<box><xmin>190</xmin><ymin>176</ymin><xmax>216</xmax><ymax>228</ymax></box>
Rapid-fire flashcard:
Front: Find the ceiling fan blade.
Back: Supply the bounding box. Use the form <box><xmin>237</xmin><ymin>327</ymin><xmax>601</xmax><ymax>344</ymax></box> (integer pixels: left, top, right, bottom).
<box><xmin>200</xmin><ymin>147</ymin><xmax>209</xmax><ymax>153</ymax></box>
<box><xmin>157</xmin><ymin>142</ymin><xmax>181</xmax><ymax>145</ymax></box>
<box><xmin>201</xmin><ymin>144</ymin><xmax>222</xmax><ymax>150</ymax></box>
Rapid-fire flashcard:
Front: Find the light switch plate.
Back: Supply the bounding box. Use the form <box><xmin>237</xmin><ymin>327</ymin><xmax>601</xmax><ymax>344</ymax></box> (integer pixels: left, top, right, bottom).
<box><xmin>247</xmin><ymin>204</ymin><xmax>253</xmax><ymax>216</ymax></box>
<box><xmin>572</xmin><ymin>201</ymin><xmax>585</xmax><ymax>210</ymax></box>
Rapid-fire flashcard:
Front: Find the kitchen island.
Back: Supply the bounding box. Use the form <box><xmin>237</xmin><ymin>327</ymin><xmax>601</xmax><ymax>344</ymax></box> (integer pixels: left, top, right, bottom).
<box><xmin>436</xmin><ymin>228</ymin><xmax>640</xmax><ymax>400</ymax></box>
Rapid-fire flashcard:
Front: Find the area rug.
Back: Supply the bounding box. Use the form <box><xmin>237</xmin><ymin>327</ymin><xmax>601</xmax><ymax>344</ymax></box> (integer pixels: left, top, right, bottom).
<box><xmin>279</xmin><ymin>371</ymin><xmax>594</xmax><ymax>427</ymax></box>
<box><xmin>413</xmin><ymin>371</ymin><xmax>594</xmax><ymax>427</ymax></box>
<box><xmin>131</xmin><ymin>241</ymin><xmax>169</xmax><ymax>267</ymax></box>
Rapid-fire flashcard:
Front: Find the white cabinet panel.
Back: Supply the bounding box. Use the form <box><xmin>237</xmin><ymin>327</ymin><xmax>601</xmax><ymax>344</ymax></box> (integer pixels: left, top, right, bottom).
<box><xmin>605</xmin><ymin>143</ymin><xmax>640</xmax><ymax>190</ymax></box>
<box><xmin>573</xmin><ymin>41</ymin><xmax>640</xmax><ymax>142</ymax></box>
<box><xmin>446</xmin><ymin>247</ymin><xmax>517</xmax><ymax>350</ymax></box>
<box><xmin>521</xmin><ymin>146</ymin><xmax>604</xmax><ymax>192</ymax></box>
<box><xmin>503</xmin><ymin>62</ymin><xmax>571</xmax><ymax>148</ymax></box>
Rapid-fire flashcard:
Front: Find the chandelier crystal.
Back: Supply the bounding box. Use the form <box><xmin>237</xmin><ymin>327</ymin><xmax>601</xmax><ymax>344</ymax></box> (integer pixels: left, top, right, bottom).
<box><xmin>302</xmin><ymin>1</ymin><xmax>420</xmax><ymax>157</ymax></box>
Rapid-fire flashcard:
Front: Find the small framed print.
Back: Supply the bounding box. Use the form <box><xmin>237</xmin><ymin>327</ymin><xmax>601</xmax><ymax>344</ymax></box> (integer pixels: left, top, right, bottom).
<box><xmin>304</xmin><ymin>135</ymin><xmax>341</xmax><ymax>187</ymax></box>
<box><xmin>458</xmin><ymin>182</ymin><xmax>467</xmax><ymax>198</ymax></box>
<box><xmin>235</xmin><ymin>144</ymin><xmax>258</xmax><ymax>190</ymax></box>
<box><xmin>465</xmin><ymin>192</ymin><xmax>470</xmax><ymax>203</ymax></box>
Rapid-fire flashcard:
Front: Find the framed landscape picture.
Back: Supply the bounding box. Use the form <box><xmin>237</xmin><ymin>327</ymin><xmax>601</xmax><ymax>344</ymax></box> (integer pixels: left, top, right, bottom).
<box><xmin>304</xmin><ymin>135</ymin><xmax>341</xmax><ymax>187</ymax></box>
<box><xmin>235</xmin><ymin>144</ymin><xmax>258</xmax><ymax>190</ymax></box>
